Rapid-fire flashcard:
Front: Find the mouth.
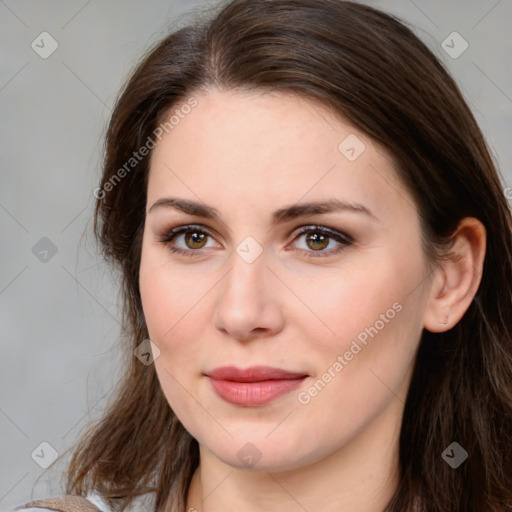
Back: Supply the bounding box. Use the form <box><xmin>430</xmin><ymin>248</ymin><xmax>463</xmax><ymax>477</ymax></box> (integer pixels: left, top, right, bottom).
<box><xmin>205</xmin><ymin>366</ymin><xmax>309</xmax><ymax>406</ymax></box>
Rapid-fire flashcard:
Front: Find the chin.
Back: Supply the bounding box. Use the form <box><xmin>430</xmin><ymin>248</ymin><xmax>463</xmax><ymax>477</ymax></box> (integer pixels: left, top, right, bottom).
<box><xmin>202</xmin><ymin>434</ymin><xmax>328</xmax><ymax>473</ymax></box>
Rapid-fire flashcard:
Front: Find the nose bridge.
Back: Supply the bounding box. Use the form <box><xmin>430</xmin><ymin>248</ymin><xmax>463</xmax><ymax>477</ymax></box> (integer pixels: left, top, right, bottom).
<box><xmin>223</xmin><ymin>246</ymin><xmax>268</xmax><ymax>306</ymax></box>
<box><xmin>214</xmin><ymin>245</ymin><xmax>282</xmax><ymax>338</ymax></box>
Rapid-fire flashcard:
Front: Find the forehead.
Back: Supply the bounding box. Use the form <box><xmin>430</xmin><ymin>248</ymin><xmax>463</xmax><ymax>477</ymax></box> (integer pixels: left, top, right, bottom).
<box><xmin>146</xmin><ymin>88</ymin><xmax>408</xmax><ymax>220</ymax></box>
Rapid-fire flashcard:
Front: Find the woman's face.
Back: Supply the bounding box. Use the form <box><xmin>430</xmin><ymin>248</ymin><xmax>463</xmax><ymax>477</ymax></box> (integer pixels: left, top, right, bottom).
<box><xmin>139</xmin><ymin>88</ymin><xmax>433</xmax><ymax>472</ymax></box>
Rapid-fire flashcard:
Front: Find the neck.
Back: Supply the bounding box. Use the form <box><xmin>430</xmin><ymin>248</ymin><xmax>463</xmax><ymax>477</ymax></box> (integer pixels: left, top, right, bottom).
<box><xmin>185</xmin><ymin>396</ymin><xmax>404</xmax><ymax>512</ymax></box>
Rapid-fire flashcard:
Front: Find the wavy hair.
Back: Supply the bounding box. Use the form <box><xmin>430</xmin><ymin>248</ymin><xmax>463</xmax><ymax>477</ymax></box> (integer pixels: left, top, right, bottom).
<box><xmin>65</xmin><ymin>1</ymin><xmax>512</xmax><ymax>510</ymax></box>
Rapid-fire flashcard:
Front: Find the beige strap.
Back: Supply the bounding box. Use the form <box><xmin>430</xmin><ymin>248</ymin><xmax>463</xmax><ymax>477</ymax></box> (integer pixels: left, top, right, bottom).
<box><xmin>15</xmin><ymin>495</ymin><xmax>102</xmax><ymax>512</ymax></box>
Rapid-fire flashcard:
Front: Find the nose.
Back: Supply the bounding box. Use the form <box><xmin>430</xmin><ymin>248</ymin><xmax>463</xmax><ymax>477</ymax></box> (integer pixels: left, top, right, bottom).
<box><xmin>213</xmin><ymin>249</ymin><xmax>285</xmax><ymax>342</ymax></box>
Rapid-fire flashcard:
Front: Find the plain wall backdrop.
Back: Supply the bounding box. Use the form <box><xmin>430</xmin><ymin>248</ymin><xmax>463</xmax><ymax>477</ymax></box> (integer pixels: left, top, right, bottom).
<box><xmin>1</xmin><ymin>0</ymin><xmax>511</xmax><ymax>509</ymax></box>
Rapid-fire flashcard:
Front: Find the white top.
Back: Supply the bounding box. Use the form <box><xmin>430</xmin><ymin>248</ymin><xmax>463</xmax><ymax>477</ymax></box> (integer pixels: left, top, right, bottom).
<box><xmin>10</xmin><ymin>490</ymin><xmax>155</xmax><ymax>512</ymax></box>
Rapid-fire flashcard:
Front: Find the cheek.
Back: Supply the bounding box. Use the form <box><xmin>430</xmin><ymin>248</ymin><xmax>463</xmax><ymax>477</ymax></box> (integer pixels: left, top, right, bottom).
<box><xmin>140</xmin><ymin>241</ymin><xmax>204</xmax><ymax>338</ymax></box>
<box><xmin>139</xmin><ymin>259</ymin><xmax>210</xmax><ymax>428</ymax></box>
<box><xmin>294</xmin><ymin>261</ymin><xmax>407</xmax><ymax>355</ymax></box>
<box><xmin>294</xmin><ymin>248</ymin><xmax>425</xmax><ymax>402</ymax></box>
<box><xmin>140</xmin><ymin>266</ymin><xmax>205</xmax><ymax>356</ymax></box>
<box><xmin>294</xmin><ymin>285</ymin><xmax>420</xmax><ymax>445</ymax></box>
<box><xmin>139</xmin><ymin>247</ymin><xmax>221</xmax><ymax>400</ymax></box>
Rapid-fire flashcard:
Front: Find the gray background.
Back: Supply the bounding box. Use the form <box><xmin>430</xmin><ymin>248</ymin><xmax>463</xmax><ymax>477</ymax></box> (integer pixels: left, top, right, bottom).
<box><xmin>1</xmin><ymin>0</ymin><xmax>511</xmax><ymax>509</ymax></box>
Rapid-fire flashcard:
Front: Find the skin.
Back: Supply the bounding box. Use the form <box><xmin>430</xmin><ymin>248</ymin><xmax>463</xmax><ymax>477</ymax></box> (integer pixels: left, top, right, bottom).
<box><xmin>138</xmin><ymin>88</ymin><xmax>486</xmax><ymax>512</ymax></box>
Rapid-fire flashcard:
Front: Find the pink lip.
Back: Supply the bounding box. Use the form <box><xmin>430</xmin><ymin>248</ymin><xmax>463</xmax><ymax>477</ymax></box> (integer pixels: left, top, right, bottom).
<box><xmin>206</xmin><ymin>366</ymin><xmax>308</xmax><ymax>406</ymax></box>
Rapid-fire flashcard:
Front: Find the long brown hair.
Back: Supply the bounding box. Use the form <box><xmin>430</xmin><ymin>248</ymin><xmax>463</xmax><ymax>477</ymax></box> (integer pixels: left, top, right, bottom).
<box><xmin>65</xmin><ymin>1</ymin><xmax>512</xmax><ymax>510</ymax></box>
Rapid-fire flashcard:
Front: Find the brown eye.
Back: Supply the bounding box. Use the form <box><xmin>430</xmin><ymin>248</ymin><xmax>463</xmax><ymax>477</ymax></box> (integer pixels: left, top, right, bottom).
<box><xmin>292</xmin><ymin>226</ymin><xmax>353</xmax><ymax>257</ymax></box>
<box><xmin>160</xmin><ymin>224</ymin><xmax>352</xmax><ymax>259</ymax></box>
<box><xmin>304</xmin><ymin>232</ymin><xmax>330</xmax><ymax>251</ymax></box>
<box><xmin>183</xmin><ymin>230</ymin><xmax>208</xmax><ymax>249</ymax></box>
<box><xmin>159</xmin><ymin>225</ymin><xmax>217</xmax><ymax>256</ymax></box>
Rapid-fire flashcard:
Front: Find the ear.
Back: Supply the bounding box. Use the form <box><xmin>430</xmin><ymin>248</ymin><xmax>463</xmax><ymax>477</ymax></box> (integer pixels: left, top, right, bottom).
<box><xmin>423</xmin><ymin>217</ymin><xmax>486</xmax><ymax>333</ymax></box>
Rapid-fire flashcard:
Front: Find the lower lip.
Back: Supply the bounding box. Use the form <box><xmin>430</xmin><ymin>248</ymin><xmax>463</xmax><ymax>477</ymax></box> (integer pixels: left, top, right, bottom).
<box><xmin>208</xmin><ymin>377</ymin><xmax>306</xmax><ymax>406</ymax></box>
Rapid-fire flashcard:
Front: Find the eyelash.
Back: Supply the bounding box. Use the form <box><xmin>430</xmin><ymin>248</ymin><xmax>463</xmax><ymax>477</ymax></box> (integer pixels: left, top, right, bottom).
<box><xmin>158</xmin><ymin>224</ymin><xmax>354</xmax><ymax>258</ymax></box>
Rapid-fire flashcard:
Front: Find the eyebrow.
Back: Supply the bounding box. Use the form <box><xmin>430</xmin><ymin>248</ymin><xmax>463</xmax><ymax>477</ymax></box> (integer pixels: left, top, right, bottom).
<box><xmin>148</xmin><ymin>197</ymin><xmax>378</xmax><ymax>226</ymax></box>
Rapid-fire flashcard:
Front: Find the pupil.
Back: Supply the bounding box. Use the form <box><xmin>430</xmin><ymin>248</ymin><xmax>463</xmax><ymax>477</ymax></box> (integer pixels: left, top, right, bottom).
<box><xmin>187</xmin><ymin>232</ymin><xmax>205</xmax><ymax>248</ymax></box>
<box><xmin>308</xmin><ymin>233</ymin><xmax>328</xmax><ymax>250</ymax></box>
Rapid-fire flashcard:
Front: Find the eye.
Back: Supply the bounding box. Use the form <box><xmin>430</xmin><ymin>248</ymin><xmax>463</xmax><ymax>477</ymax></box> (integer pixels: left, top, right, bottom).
<box><xmin>158</xmin><ymin>224</ymin><xmax>353</xmax><ymax>258</ymax></box>
<box><xmin>158</xmin><ymin>225</ymin><xmax>219</xmax><ymax>256</ymax></box>
<box><xmin>290</xmin><ymin>225</ymin><xmax>353</xmax><ymax>257</ymax></box>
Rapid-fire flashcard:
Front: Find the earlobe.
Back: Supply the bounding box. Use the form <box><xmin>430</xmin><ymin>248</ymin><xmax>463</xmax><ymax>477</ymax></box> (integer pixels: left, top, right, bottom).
<box><xmin>423</xmin><ymin>217</ymin><xmax>486</xmax><ymax>333</ymax></box>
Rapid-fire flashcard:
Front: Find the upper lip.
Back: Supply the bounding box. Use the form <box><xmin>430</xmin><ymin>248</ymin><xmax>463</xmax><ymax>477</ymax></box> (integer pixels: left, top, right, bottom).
<box><xmin>206</xmin><ymin>366</ymin><xmax>308</xmax><ymax>382</ymax></box>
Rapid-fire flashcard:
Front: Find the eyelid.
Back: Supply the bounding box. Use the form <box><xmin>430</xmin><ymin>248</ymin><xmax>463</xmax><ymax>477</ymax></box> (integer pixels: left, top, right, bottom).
<box><xmin>291</xmin><ymin>224</ymin><xmax>353</xmax><ymax>243</ymax></box>
<box><xmin>157</xmin><ymin>224</ymin><xmax>221</xmax><ymax>249</ymax></box>
<box><xmin>158</xmin><ymin>223</ymin><xmax>353</xmax><ymax>257</ymax></box>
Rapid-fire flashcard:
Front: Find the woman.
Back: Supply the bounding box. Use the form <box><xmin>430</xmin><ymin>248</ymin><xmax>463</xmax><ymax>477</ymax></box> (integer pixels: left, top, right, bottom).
<box><xmin>15</xmin><ymin>0</ymin><xmax>512</xmax><ymax>511</ymax></box>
